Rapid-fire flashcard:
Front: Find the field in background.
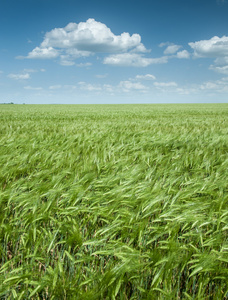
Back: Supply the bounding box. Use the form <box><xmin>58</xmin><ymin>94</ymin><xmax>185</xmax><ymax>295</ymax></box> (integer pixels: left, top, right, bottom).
<box><xmin>0</xmin><ymin>104</ymin><xmax>227</xmax><ymax>299</ymax></box>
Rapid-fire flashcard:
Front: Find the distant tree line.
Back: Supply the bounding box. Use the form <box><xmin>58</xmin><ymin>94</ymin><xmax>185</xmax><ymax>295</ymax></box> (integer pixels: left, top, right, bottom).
<box><xmin>0</xmin><ymin>102</ymin><xmax>14</xmax><ymax>104</ymax></box>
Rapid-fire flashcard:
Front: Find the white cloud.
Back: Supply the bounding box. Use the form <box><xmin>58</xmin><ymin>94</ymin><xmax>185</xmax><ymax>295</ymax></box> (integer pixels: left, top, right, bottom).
<box><xmin>189</xmin><ymin>36</ymin><xmax>228</xmax><ymax>58</ymax></box>
<box><xmin>176</xmin><ymin>50</ymin><xmax>190</xmax><ymax>59</ymax></box>
<box><xmin>176</xmin><ymin>88</ymin><xmax>191</xmax><ymax>95</ymax></box>
<box><xmin>103</xmin><ymin>84</ymin><xmax>114</xmax><ymax>92</ymax></box>
<box><xmin>159</xmin><ymin>42</ymin><xmax>182</xmax><ymax>55</ymax></box>
<box><xmin>209</xmin><ymin>57</ymin><xmax>228</xmax><ymax>74</ymax></box>
<box><xmin>104</xmin><ymin>53</ymin><xmax>168</xmax><ymax>67</ymax></box>
<box><xmin>23</xmin><ymin>18</ymin><xmax>185</xmax><ymax>68</ymax></box>
<box><xmin>189</xmin><ymin>36</ymin><xmax>228</xmax><ymax>74</ymax></box>
<box><xmin>27</xmin><ymin>46</ymin><xmax>59</xmax><ymax>59</ymax></box>
<box><xmin>75</xmin><ymin>79</ymin><xmax>148</xmax><ymax>94</ymax></box>
<box><xmin>200</xmin><ymin>77</ymin><xmax>228</xmax><ymax>91</ymax></box>
<box><xmin>164</xmin><ymin>44</ymin><xmax>181</xmax><ymax>55</ymax></box>
<box><xmin>159</xmin><ymin>42</ymin><xmax>169</xmax><ymax>48</ymax></box>
<box><xmin>130</xmin><ymin>43</ymin><xmax>149</xmax><ymax>53</ymax></box>
<box><xmin>24</xmin><ymin>85</ymin><xmax>43</xmax><ymax>90</ymax></box>
<box><xmin>65</xmin><ymin>48</ymin><xmax>91</xmax><ymax>57</ymax></box>
<box><xmin>214</xmin><ymin>56</ymin><xmax>228</xmax><ymax>65</ymax></box>
<box><xmin>200</xmin><ymin>82</ymin><xmax>219</xmax><ymax>90</ymax></box>
<box><xmin>41</xmin><ymin>19</ymin><xmax>143</xmax><ymax>53</ymax></box>
<box><xmin>23</xmin><ymin>68</ymin><xmax>46</xmax><ymax>73</ymax></box>
<box><xmin>78</xmin><ymin>81</ymin><xmax>102</xmax><ymax>91</ymax></box>
<box><xmin>154</xmin><ymin>81</ymin><xmax>177</xmax><ymax>87</ymax></box>
<box><xmin>135</xmin><ymin>74</ymin><xmax>156</xmax><ymax>80</ymax></box>
<box><xmin>59</xmin><ymin>49</ymin><xmax>92</xmax><ymax>65</ymax></box>
<box><xmin>76</xmin><ymin>81</ymin><xmax>114</xmax><ymax>93</ymax></box>
<box><xmin>59</xmin><ymin>56</ymin><xmax>75</xmax><ymax>66</ymax></box>
<box><xmin>118</xmin><ymin>80</ymin><xmax>147</xmax><ymax>92</ymax></box>
<box><xmin>25</xmin><ymin>18</ymin><xmax>147</xmax><ymax>65</ymax></box>
<box><xmin>210</xmin><ymin>65</ymin><xmax>228</xmax><ymax>74</ymax></box>
<box><xmin>8</xmin><ymin>73</ymin><xmax>30</xmax><ymax>80</ymax></box>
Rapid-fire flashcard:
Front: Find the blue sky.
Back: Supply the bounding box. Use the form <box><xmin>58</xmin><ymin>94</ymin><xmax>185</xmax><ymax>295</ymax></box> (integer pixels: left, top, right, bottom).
<box><xmin>1</xmin><ymin>0</ymin><xmax>228</xmax><ymax>104</ymax></box>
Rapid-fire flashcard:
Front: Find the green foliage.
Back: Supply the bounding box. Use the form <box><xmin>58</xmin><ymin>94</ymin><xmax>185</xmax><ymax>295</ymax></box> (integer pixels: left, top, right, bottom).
<box><xmin>0</xmin><ymin>104</ymin><xmax>228</xmax><ymax>299</ymax></box>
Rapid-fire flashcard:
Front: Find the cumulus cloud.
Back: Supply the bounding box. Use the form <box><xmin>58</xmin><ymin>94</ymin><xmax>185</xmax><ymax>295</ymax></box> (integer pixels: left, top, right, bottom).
<box><xmin>40</xmin><ymin>19</ymin><xmax>143</xmax><ymax>53</ymax></box>
<box><xmin>189</xmin><ymin>36</ymin><xmax>228</xmax><ymax>74</ymax></box>
<box><xmin>189</xmin><ymin>36</ymin><xmax>228</xmax><ymax>58</ymax></box>
<box><xmin>8</xmin><ymin>73</ymin><xmax>30</xmax><ymax>80</ymax></box>
<box><xmin>159</xmin><ymin>42</ymin><xmax>182</xmax><ymax>54</ymax></box>
<box><xmin>24</xmin><ymin>18</ymin><xmax>148</xmax><ymax>65</ymax></box>
<box><xmin>27</xmin><ymin>47</ymin><xmax>59</xmax><ymax>59</ymax></box>
<box><xmin>164</xmin><ymin>44</ymin><xmax>182</xmax><ymax>55</ymax></box>
<box><xmin>130</xmin><ymin>43</ymin><xmax>149</xmax><ymax>53</ymax></box>
<box><xmin>23</xmin><ymin>18</ymin><xmax>177</xmax><ymax>67</ymax></box>
<box><xmin>176</xmin><ymin>50</ymin><xmax>190</xmax><ymax>59</ymax></box>
<box><xmin>104</xmin><ymin>53</ymin><xmax>168</xmax><ymax>67</ymax></box>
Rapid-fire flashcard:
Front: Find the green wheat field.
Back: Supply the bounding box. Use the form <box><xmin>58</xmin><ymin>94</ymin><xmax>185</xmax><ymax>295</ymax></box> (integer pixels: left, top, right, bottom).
<box><xmin>0</xmin><ymin>104</ymin><xmax>227</xmax><ymax>299</ymax></box>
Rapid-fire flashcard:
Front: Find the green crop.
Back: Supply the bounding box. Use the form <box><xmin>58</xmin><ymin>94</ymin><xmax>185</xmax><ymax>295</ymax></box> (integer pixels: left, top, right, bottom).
<box><xmin>0</xmin><ymin>104</ymin><xmax>227</xmax><ymax>299</ymax></box>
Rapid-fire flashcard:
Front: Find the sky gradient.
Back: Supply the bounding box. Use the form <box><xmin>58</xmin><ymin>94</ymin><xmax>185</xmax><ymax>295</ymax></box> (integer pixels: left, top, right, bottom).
<box><xmin>1</xmin><ymin>0</ymin><xmax>228</xmax><ymax>104</ymax></box>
